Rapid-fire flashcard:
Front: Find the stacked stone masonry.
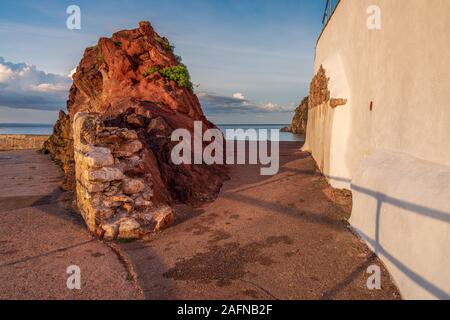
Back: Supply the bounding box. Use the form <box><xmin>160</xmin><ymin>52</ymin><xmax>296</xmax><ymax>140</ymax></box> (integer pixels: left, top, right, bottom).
<box><xmin>73</xmin><ymin>112</ymin><xmax>173</xmax><ymax>240</ymax></box>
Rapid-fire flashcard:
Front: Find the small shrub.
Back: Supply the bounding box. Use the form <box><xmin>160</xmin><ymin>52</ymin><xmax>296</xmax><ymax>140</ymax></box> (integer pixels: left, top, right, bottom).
<box><xmin>159</xmin><ymin>66</ymin><xmax>193</xmax><ymax>89</ymax></box>
<box><xmin>114</xmin><ymin>41</ymin><xmax>122</xmax><ymax>47</ymax></box>
<box><xmin>174</xmin><ymin>54</ymin><xmax>183</xmax><ymax>64</ymax></box>
<box><xmin>154</xmin><ymin>35</ymin><xmax>174</xmax><ymax>53</ymax></box>
<box><xmin>142</xmin><ymin>66</ymin><xmax>159</xmax><ymax>78</ymax></box>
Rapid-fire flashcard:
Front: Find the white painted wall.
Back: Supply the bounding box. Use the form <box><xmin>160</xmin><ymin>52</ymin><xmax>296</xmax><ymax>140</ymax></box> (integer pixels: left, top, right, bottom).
<box><xmin>304</xmin><ymin>0</ymin><xmax>450</xmax><ymax>299</ymax></box>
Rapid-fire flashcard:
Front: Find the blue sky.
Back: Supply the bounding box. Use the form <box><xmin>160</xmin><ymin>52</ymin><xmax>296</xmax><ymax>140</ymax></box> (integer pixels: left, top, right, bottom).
<box><xmin>0</xmin><ymin>0</ymin><xmax>325</xmax><ymax>124</ymax></box>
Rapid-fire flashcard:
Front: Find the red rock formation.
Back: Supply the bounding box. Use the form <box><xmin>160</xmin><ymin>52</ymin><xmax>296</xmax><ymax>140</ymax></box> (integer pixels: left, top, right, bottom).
<box><xmin>68</xmin><ymin>21</ymin><xmax>206</xmax><ymax>119</ymax></box>
<box><xmin>44</xmin><ymin>21</ymin><xmax>228</xmax><ymax>222</ymax></box>
<box><xmin>288</xmin><ymin>96</ymin><xmax>309</xmax><ymax>135</ymax></box>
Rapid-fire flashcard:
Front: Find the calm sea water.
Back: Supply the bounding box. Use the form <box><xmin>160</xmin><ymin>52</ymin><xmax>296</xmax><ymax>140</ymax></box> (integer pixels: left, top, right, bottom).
<box><xmin>218</xmin><ymin>124</ymin><xmax>303</xmax><ymax>142</ymax></box>
<box><xmin>0</xmin><ymin>124</ymin><xmax>54</xmax><ymax>135</ymax></box>
<box><xmin>0</xmin><ymin>123</ymin><xmax>303</xmax><ymax>142</ymax></box>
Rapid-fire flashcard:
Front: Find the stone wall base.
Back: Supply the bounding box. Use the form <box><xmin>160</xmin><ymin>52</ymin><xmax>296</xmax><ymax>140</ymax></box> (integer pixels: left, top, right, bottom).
<box><xmin>0</xmin><ymin>135</ymin><xmax>49</xmax><ymax>151</ymax></box>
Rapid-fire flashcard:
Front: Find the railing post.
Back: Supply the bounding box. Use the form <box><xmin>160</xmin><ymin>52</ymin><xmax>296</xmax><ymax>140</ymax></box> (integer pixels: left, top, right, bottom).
<box><xmin>322</xmin><ymin>0</ymin><xmax>330</xmax><ymax>25</ymax></box>
<box><xmin>323</xmin><ymin>0</ymin><xmax>339</xmax><ymax>26</ymax></box>
<box><xmin>330</xmin><ymin>0</ymin><xmax>332</xmax><ymax>19</ymax></box>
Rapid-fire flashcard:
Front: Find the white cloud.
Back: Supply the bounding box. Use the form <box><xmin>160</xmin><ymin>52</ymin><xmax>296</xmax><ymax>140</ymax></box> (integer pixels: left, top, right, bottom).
<box><xmin>232</xmin><ymin>92</ymin><xmax>245</xmax><ymax>100</ymax></box>
<box><xmin>0</xmin><ymin>57</ymin><xmax>71</xmax><ymax>110</ymax></box>
<box><xmin>32</xmin><ymin>83</ymin><xmax>68</xmax><ymax>92</ymax></box>
<box><xmin>260</xmin><ymin>102</ymin><xmax>295</xmax><ymax>112</ymax></box>
<box><xmin>0</xmin><ymin>64</ymin><xmax>13</xmax><ymax>83</ymax></box>
<box><xmin>69</xmin><ymin>68</ymin><xmax>77</xmax><ymax>78</ymax></box>
<box><xmin>197</xmin><ymin>92</ymin><xmax>295</xmax><ymax>115</ymax></box>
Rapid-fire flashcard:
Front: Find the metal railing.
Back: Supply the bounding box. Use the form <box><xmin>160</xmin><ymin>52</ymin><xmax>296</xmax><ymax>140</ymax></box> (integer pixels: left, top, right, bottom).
<box><xmin>322</xmin><ymin>0</ymin><xmax>340</xmax><ymax>25</ymax></box>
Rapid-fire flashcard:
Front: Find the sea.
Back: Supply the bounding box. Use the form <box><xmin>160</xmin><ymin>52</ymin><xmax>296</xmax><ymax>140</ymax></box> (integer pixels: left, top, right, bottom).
<box><xmin>0</xmin><ymin>123</ymin><xmax>54</xmax><ymax>135</ymax></box>
<box><xmin>217</xmin><ymin>124</ymin><xmax>303</xmax><ymax>142</ymax></box>
<box><xmin>0</xmin><ymin>123</ymin><xmax>304</xmax><ymax>142</ymax></box>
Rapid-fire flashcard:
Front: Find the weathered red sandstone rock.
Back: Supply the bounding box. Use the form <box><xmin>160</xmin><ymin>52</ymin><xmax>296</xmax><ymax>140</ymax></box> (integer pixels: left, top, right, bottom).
<box><xmin>43</xmin><ymin>21</ymin><xmax>228</xmax><ymax>239</ymax></box>
<box><xmin>288</xmin><ymin>96</ymin><xmax>309</xmax><ymax>135</ymax></box>
<box><xmin>144</xmin><ymin>205</ymin><xmax>174</xmax><ymax>232</ymax></box>
<box><xmin>118</xmin><ymin>218</ymin><xmax>142</xmax><ymax>239</ymax></box>
<box><xmin>67</xmin><ymin>21</ymin><xmax>206</xmax><ymax>120</ymax></box>
<box><xmin>122</xmin><ymin>178</ymin><xmax>145</xmax><ymax>195</ymax></box>
<box><xmin>86</xmin><ymin>167</ymin><xmax>124</xmax><ymax>182</ymax></box>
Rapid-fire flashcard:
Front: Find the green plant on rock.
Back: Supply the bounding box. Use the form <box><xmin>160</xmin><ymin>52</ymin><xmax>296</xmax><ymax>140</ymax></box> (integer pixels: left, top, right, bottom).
<box><xmin>142</xmin><ymin>66</ymin><xmax>159</xmax><ymax>78</ymax></box>
<box><xmin>154</xmin><ymin>35</ymin><xmax>174</xmax><ymax>53</ymax></box>
<box><xmin>114</xmin><ymin>41</ymin><xmax>122</xmax><ymax>47</ymax></box>
<box><xmin>159</xmin><ymin>65</ymin><xmax>193</xmax><ymax>89</ymax></box>
<box><xmin>174</xmin><ymin>54</ymin><xmax>183</xmax><ymax>64</ymax></box>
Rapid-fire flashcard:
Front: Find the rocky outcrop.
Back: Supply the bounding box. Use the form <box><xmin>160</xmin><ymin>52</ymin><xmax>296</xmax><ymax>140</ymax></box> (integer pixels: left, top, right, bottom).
<box><xmin>43</xmin><ymin>21</ymin><xmax>228</xmax><ymax>239</ymax></box>
<box><xmin>288</xmin><ymin>96</ymin><xmax>309</xmax><ymax>135</ymax></box>
<box><xmin>66</xmin><ymin>21</ymin><xmax>205</xmax><ymax>120</ymax></box>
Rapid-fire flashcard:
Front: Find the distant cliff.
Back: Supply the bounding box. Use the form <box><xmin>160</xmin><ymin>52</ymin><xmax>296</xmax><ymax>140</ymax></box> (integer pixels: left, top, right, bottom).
<box><xmin>282</xmin><ymin>96</ymin><xmax>308</xmax><ymax>135</ymax></box>
<box><xmin>289</xmin><ymin>96</ymin><xmax>309</xmax><ymax>135</ymax></box>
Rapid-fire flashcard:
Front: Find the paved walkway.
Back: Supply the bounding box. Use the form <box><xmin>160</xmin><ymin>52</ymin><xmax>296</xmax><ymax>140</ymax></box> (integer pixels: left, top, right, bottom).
<box><xmin>0</xmin><ymin>146</ymin><xmax>401</xmax><ymax>299</ymax></box>
<box><xmin>0</xmin><ymin>150</ymin><xmax>142</xmax><ymax>299</ymax></box>
<box><xmin>119</xmin><ymin>143</ymin><xmax>401</xmax><ymax>300</ymax></box>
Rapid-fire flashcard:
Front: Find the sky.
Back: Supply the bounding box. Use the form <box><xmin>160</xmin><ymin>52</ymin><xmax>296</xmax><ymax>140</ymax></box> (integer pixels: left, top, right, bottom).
<box><xmin>0</xmin><ymin>0</ymin><xmax>326</xmax><ymax>124</ymax></box>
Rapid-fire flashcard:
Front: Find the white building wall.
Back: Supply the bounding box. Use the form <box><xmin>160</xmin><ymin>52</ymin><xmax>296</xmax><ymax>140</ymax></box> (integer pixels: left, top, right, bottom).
<box><xmin>303</xmin><ymin>0</ymin><xmax>450</xmax><ymax>299</ymax></box>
